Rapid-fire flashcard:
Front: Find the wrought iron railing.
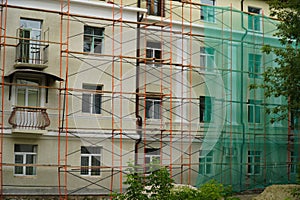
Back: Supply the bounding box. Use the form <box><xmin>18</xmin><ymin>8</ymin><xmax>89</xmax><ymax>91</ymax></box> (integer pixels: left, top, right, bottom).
<box><xmin>8</xmin><ymin>106</ymin><xmax>50</xmax><ymax>130</ymax></box>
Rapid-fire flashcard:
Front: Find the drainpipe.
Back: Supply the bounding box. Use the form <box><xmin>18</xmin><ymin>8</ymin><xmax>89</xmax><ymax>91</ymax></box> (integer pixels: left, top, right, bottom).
<box><xmin>135</xmin><ymin>0</ymin><xmax>143</xmax><ymax>166</ymax></box>
<box><xmin>240</xmin><ymin>0</ymin><xmax>248</xmax><ymax>191</ymax></box>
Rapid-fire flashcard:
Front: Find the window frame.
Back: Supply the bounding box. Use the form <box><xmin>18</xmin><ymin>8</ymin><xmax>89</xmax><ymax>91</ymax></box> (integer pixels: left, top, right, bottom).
<box><xmin>146</xmin><ymin>41</ymin><xmax>162</xmax><ymax>67</ymax></box>
<box><xmin>247</xmin><ymin>150</ymin><xmax>261</xmax><ymax>175</ymax></box>
<box><xmin>199</xmin><ymin>96</ymin><xmax>213</xmax><ymax>123</ymax></box>
<box><xmin>80</xmin><ymin>146</ymin><xmax>102</xmax><ymax>176</ymax></box>
<box><xmin>82</xmin><ymin>84</ymin><xmax>103</xmax><ymax>115</ymax></box>
<box><xmin>248</xmin><ymin>6</ymin><xmax>262</xmax><ymax>32</ymax></box>
<box><xmin>248</xmin><ymin>53</ymin><xmax>262</xmax><ymax>78</ymax></box>
<box><xmin>200</xmin><ymin>0</ymin><xmax>215</xmax><ymax>23</ymax></box>
<box><xmin>145</xmin><ymin>148</ymin><xmax>161</xmax><ymax>173</ymax></box>
<box><xmin>145</xmin><ymin>97</ymin><xmax>162</xmax><ymax>120</ymax></box>
<box><xmin>248</xmin><ymin>99</ymin><xmax>262</xmax><ymax>123</ymax></box>
<box><xmin>16</xmin><ymin>78</ymin><xmax>41</xmax><ymax>107</ymax></box>
<box><xmin>147</xmin><ymin>0</ymin><xmax>165</xmax><ymax>17</ymax></box>
<box><xmin>14</xmin><ymin>144</ymin><xmax>37</xmax><ymax>176</ymax></box>
<box><xmin>83</xmin><ymin>26</ymin><xmax>104</xmax><ymax>54</ymax></box>
<box><xmin>19</xmin><ymin>18</ymin><xmax>43</xmax><ymax>64</ymax></box>
<box><xmin>199</xmin><ymin>150</ymin><xmax>213</xmax><ymax>175</ymax></box>
<box><xmin>290</xmin><ymin>151</ymin><xmax>297</xmax><ymax>174</ymax></box>
<box><xmin>200</xmin><ymin>46</ymin><xmax>215</xmax><ymax>71</ymax></box>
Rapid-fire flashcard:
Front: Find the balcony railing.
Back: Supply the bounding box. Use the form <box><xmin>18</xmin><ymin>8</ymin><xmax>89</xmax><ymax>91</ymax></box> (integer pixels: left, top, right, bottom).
<box><xmin>15</xmin><ymin>41</ymin><xmax>49</xmax><ymax>65</ymax></box>
<box><xmin>8</xmin><ymin>106</ymin><xmax>50</xmax><ymax>130</ymax></box>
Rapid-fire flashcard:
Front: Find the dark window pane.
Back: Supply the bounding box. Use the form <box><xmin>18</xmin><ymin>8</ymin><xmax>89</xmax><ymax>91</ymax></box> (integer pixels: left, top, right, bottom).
<box><xmin>81</xmin><ymin>156</ymin><xmax>89</xmax><ymax>175</ymax></box>
<box><xmin>15</xmin><ymin>144</ymin><xmax>36</xmax><ymax>152</ymax></box>
<box><xmin>91</xmin><ymin>156</ymin><xmax>101</xmax><ymax>175</ymax></box>
<box><xmin>82</xmin><ymin>93</ymin><xmax>91</xmax><ymax>113</ymax></box>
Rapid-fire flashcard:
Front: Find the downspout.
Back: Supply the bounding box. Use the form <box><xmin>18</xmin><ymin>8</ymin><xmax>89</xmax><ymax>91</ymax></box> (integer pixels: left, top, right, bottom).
<box><xmin>135</xmin><ymin>0</ymin><xmax>143</xmax><ymax>166</ymax></box>
<box><xmin>240</xmin><ymin>0</ymin><xmax>248</xmax><ymax>191</ymax></box>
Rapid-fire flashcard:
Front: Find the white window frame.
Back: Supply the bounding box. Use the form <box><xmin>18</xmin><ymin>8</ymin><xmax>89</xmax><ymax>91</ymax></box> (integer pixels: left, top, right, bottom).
<box><xmin>82</xmin><ymin>84</ymin><xmax>103</xmax><ymax>114</ymax></box>
<box><xmin>14</xmin><ymin>144</ymin><xmax>37</xmax><ymax>176</ymax></box>
<box><xmin>200</xmin><ymin>0</ymin><xmax>215</xmax><ymax>23</ymax></box>
<box><xmin>12</xmin><ymin>74</ymin><xmax>46</xmax><ymax>108</ymax></box>
<box><xmin>200</xmin><ymin>47</ymin><xmax>215</xmax><ymax>72</ymax></box>
<box><xmin>80</xmin><ymin>146</ymin><xmax>102</xmax><ymax>176</ymax></box>
<box><xmin>145</xmin><ymin>148</ymin><xmax>161</xmax><ymax>173</ymax></box>
<box><xmin>83</xmin><ymin>26</ymin><xmax>104</xmax><ymax>54</ymax></box>
<box><xmin>199</xmin><ymin>150</ymin><xmax>213</xmax><ymax>175</ymax></box>
<box><xmin>19</xmin><ymin>18</ymin><xmax>42</xmax><ymax>64</ymax></box>
<box><xmin>146</xmin><ymin>41</ymin><xmax>162</xmax><ymax>67</ymax></box>
<box><xmin>146</xmin><ymin>97</ymin><xmax>162</xmax><ymax>119</ymax></box>
<box><xmin>247</xmin><ymin>150</ymin><xmax>261</xmax><ymax>175</ymax></box>
<box><xmin>248</xmin><ymin>6</ymin><xmax>262</xmax><ymax>32</ymax></box>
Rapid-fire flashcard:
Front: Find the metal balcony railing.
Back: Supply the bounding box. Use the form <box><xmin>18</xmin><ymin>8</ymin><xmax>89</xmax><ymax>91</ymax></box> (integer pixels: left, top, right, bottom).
<box><xmin>8</xmin><ymin>106</ymin><xmax>50</xmax><ymax>130</ymax></box>
<box><xmin>15</xmin><ymin>41</ymin><xmax>49</xmax><ymax>65</ymax></box>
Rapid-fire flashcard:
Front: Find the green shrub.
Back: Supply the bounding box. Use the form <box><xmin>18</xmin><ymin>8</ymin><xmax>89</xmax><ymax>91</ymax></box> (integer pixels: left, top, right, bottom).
<box><xmin>113</xmin><ymin>163</ymin><xmax>236</xmax><ymax>200</ymax></box>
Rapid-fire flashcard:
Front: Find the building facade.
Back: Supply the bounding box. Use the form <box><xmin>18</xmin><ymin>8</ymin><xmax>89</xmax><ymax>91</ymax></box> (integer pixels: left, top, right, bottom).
<box><xmin>0</xmin><ymin>0</ymin><xmax>298</xmax><ymax>198</ymax></box>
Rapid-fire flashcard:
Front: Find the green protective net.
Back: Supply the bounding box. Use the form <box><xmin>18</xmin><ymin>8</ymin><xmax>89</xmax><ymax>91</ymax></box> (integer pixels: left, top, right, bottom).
<box><xmin>196</xmin><ymin>5</ymin><xmax>298</xmax><ymax>192</ymax></box>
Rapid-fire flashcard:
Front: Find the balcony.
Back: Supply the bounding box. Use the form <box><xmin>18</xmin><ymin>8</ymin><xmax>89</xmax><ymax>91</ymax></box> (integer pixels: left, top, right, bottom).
<box><xmin>14</xmin><ymin>27</ymin><xmax>49</xmax><ymax>70</ymax></box>
<box><xmin>14</xmin><ymin>40</ymin><xmax>49</xmax><ymax>70</ymax></box>
<box><xmin>8</xmin><ymin>106</ymin><xmax>50</xmax><ymax>134</ymax></box>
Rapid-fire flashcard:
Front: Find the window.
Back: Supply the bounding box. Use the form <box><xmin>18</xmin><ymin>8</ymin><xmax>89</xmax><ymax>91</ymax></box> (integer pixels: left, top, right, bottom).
<box><xmin>146</xmin><ymin>97</ymin><xmax>162</xmax><ymax>119</ymax></box>
<box><xmin>248</xmin><ymin>7</ymin><xmax>261</xmax><ymax>31</ymax></box>
<box><xmin>290</xmin><ymin>151</ymin><xmax>297</xmax><ymax>174</ymax></box>
<box><xmin>147</xmin><ymin>0</ymin><xmax>164</xmax><ymax>17</ymax></box>
<box><xmin>145</xmin><ymin>148</ymin><xmax>160</xmax><ymax>172</ymax></box>
<box><xmin>146</xmin><ymin>41</ymin><xmax>162</xmax><ymax>66</ymax></box>
<box><xmin>16</xmin><ymin>78</ymin><xmax>40</xmax><ymax>107</ymax></box>
<box><xmin>82</xmin><ymin>84</ymin><xmax>102</xmax><ymax>114</ymax></box>
<box><xmin>200</xmin><ymin>0</ymin><xmax>215</xmax><ymax>22</ymax></box>
<box><xmin>248</xmin><ymin>99</ymin><xmax>262</xmax><ymax>123</ymax></box>
<box><xmin>14</xmin><ymin>144</ymin><xmax>37</xmax><ymax>176</ymax></box>
<box><xmin>199</xmin><ymin>96</ymin><xmax>212</xmax><ymax>122</ymax></box>
<box><xmin>247</xmin><ymin>150</ymin><xmax>261</xmax><ymax>175</ymax></box>
<box><xmin>18</xmin><ymin>18</ymin><xmax>42</xmax><ymax>64</ymax></box>
<box><xmin>199</xmin><ymin>150</ymin><xmax>213</xmax><ymax>175</ymax></box>
<box><xmin>248</xmin><ymin>53</ymin><xmax>261</xmax><ymax>78</ymax></box>
<box><xmin>83</xmin><ymin>26</ymin><xmax>104</xmax><ymax>53</ymax></box>
<box><xmin>81</xmin><ymin>146</ymin><xmax>101</xmax><ymax>176</ymax></box>
<box><xmin>200</xmin><ymin>47</ymin><xmax>215</xmax><ymax>71</ymax></box>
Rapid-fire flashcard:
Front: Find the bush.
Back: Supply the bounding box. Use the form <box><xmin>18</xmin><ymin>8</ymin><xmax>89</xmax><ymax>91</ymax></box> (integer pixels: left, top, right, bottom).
<box><xmin>113</xmin><ymin>163</ymin><xmax>236</xmax><ymax>200</ymax></box>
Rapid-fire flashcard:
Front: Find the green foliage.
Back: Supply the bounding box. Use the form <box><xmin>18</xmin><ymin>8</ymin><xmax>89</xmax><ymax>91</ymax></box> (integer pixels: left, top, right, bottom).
<box><xmin>113</xmin><ymin>163</ymin><xmax>236</xmax><ymax>200</ymax></box>
<box><xmin>252</xmin><ymin>0</ymin><xmax>300</xmax><ymax>122</ymax></box>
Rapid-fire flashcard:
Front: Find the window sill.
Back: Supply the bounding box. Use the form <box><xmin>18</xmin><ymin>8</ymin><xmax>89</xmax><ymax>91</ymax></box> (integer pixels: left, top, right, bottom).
<box><xmin>146</xmin><ymin>119</ymin><xmax>163</xmax><ymax>125</ymax></box>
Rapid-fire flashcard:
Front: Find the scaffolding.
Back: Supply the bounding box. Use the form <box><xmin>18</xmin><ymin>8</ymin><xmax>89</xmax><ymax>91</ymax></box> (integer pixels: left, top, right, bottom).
<box><xmin>0</xmin><ymin>0</ymin><xmax>298</xmax><ymax>199</ymax></box>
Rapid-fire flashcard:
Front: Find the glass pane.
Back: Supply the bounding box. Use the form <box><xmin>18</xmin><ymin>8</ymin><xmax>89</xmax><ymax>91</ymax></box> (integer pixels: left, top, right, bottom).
<box><xmin>17</xmin><ymin>88</ymin><xmax>26</xmax><ymax>106</ymax></box>
<box><xmin>91</xmin><ymin>156</ymin><xmax>100</xmax><ymax>175</ymax></box>
<box><xmin>146</xmin><ymin>100</ymin><xmax>152</xmax><ymax>118</ymax></box>
<box><xmin>84</xmin><ymin>26</ymin><xmax>93</xmax><ymax>35</ymax></box>
<box><xmin>15</xmin><ymin>154</ymin><xmax>23</xmax><ymax>164</ymax></box>
<box><xmin>82</xmin><ymin>93</ymin><xmax>91</xmax><ymax>113</ymax></box>
<box><xmin>28</xmin><ymin>88</ymin><xmax>39</xmax><ymax>107</ymax></box>
<box><xmin>154</xmin><ymin>101</ymin><xmax>160</xmax><ymax>119</ymax></box>
<box><xmin>15</xmin><ymin>166</ymin><xmax>23</xmax><ymax>175</ymax></box>
<box><xmin>15</xmin><ymin>144</ymin><xmax>36</xmax><ymax>152</ymax></box>
<box><xmin>83</xmin><ymin>36</ymin><xmax>92</xmax><ymax>52</ymax></box>
<box><xmin>94</xmin><ymin>38</ymin><xmax>102</xmax><ymax>53</ymax></box>
<box><xmin>93</xmin><ymin>94</ymin><xmax>102</xmax><ymax>114</ymax></box>
<box><xmin>154</xmin><ymin>50</ymin><xmax>161</xmax><ymax>60</ymax></box>
<box><xmin>206</xmin><ymin>164</ymin><xmax>211</xmax><ymax>174</ymax></box>
<box><xmin>146</xmin><ymin>49</ymin><xmax>153</xmax><ymax>59</ymax></box>
<box><xmin>81</xmin><ymin>156</ymin><xmax>89</xmax><ymax>175</ymax></box>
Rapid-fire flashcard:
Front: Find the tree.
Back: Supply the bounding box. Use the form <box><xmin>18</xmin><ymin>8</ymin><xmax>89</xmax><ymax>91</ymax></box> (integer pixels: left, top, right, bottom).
<box><xmin>257</xmin><ymin>0</ymin><xmax>300</xmax><ymax>123</ymax></box>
